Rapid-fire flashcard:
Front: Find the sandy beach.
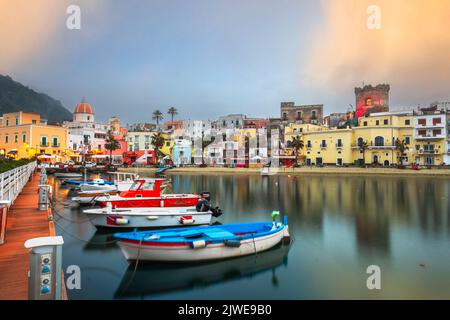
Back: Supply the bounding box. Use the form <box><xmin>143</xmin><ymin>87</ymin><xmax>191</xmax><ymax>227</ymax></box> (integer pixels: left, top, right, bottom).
<box><xmin>118</xmin><ymin>166</ymin><xmax>450</xmax><ymax>177</ymax></box>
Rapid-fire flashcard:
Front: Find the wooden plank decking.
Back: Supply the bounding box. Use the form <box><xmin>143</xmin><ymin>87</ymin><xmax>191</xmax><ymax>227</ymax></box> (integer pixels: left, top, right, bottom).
<box><xmin>0</xmin><ymin>173</ymin><xmax>52</xmax><ymax>300</ymax></box>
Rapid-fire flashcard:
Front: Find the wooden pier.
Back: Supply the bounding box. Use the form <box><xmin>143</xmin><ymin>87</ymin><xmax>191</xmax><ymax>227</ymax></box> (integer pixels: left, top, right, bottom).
<box><xmin>0</xmin><ymin>171</ymin><xmax>64</xmax><ymax>300</ymax></box>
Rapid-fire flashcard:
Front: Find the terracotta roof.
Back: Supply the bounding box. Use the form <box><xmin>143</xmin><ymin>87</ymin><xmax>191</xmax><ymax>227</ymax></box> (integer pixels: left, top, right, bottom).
<box><xmin>74</xmin><ymin>98</ymin><xmax>94</xmax><ymax>114</ymax></box>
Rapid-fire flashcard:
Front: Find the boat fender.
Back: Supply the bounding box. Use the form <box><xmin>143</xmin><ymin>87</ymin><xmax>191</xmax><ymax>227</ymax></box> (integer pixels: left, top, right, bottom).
<box><xmin>115</xmin><ymin>218</ymin><xmax>129</xmax><ymax>225</ymax></box>
<box><xmin>191</xmin><ymin>240</ymin><xmax>207</xmax><ymax>249</ymax></box>
<box><xmin>179</xmin><ymin>216</ymin><xmax>194</xmax><ymax>225</ymax></box>
<box><xmin>224</xmin><ymin>239</ymin><xmax>241</xmax><ymax>248</ymax></box>
<box><xmin>146</xmin><ymin>216</ymin><xmax>159</xmax><ymax>220</ymax></box>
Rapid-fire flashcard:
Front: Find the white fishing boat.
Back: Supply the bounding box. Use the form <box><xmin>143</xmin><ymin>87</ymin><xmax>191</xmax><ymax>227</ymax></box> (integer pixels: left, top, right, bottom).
<box><xmin>108</xmin><ymin>171</ymin><xmax>138</xmax><ymax>191</ymax></box>
<box><xmin>114</xmin><ymin>213</ymin><xmax>290</xmax><ymax>262</ymax></box>
<box><xmin>79</xmin><ymin>179</ymin><xmax>117</xmax><ymax>192</ymax></box>
<box><xmin>83</xmin><ymin>204</ymin><xmax>221</xmax><ymax>228</ymax></box>
<box><xmin>71</xmin><ymin>188</ymin><xmax>119</xmax><ymax>204</ymax></box>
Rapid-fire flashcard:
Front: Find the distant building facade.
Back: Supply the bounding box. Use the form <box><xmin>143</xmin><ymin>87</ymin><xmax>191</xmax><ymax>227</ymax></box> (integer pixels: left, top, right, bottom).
<box><xmin>280</xmin><ymin>102</ymin><xmax>323</xmax><ymax>125</ymax></box>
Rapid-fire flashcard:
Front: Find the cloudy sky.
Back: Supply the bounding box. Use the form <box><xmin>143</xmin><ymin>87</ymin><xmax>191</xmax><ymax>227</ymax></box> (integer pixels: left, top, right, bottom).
<box><xmin>1</xmin><ymin>0</ymin><xmax>450</xmax><ymax>123</ymax></box>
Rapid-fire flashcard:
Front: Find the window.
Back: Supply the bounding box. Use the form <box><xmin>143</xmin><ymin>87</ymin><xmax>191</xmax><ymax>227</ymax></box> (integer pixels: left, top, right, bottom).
<box><xmin>357</xmin><ymin>137</ymin><xmax>364</xmax><ymax>146</ymax></box>
<box><xmin>363</xmin><ymin>121</ymin><xmax>368</xmax><ymax>127</ymax></box>
<box><xmin>433</xmin><ymin>118</ymin><xmax>441</xmax><ymax>125</ymax></box>
<box><xmin>14</xmin><ymin>134</ymin><xmax>18</xmax><ymax>143</ymax></box>
<box><xmin>87</xmin><ymin>116</ymin><xmax>90</xmax><ymax>121</ymax></box>
<box><xmin>432</xmin><ymin>129</ymin><xmax>441</xmax><ymax>136</ymax></box>
<box><xmin>282</xmin><ymin>113</ymin><xmax>288</xmax><ymax>121</ymax></box>
<box><xmin>311</xmin><ymin>110</ymin><xmax>317</xmax><ymax>119</ymax></box>
<box><xmin>140</xmin><ymin>181</ymin><xmax>155</xmax><ymax>191</ymax></box>
<box><xmin>41</xmin><ymin>136</ymin><xmax>47</xmax><ymax>146</ymax></box>
<box><xmin>296</xmin><ymin>111</ymin><xmax>302</xmax><ymax>120</ymax></box>
<box><xmin>53</xmin><ymin>137</ymin><xmax>58</xmax><ymax>147</ymax></box>
<box><xmin>129</xmin><ymin>182</ymin><xmax>141</xmax><ymax>191</ymax></box>
<box><xmin>383</xmin><ymin>119</ymin><xmax>388</xmax><ymax>125</ymax></box>
<box><xmin>405</xmin><ymin>119</ymin><xmax>410</xmax><ymax>125</ymax></box>
<box><xmin>321</xmin><ymin>140</ymin><xmax>327</xmax><ymax>148</ymax></box>
<box><xmin>22</xmin><ymin>133</ymin><xmax>26</xmax><ymax>143</ymax></box>
<box><xmin>5</xmin><ymin>118</ymin><xmax>9</xmax><ymax>126</ymax></box>
<box><xmin>32</xmin><ymin>120</ymin><xmax>37</xmax><ymax>124</ymax></box>
<box><xmin>15</xmin><ymin>117</ymin><xmax>19</xmax><ymax>125</ymax></box>
<box><xmin>337</xmin><ymin>139</ymin><xmax>343</xmax><ymax>147</ymax></box>
<box><xmin>5</xmin><ymin>135</ymin><xmax>8</xmax><ymax>143</ymax></box>
<box><xmin>307</xmin><ymin>140</ymin><xmax>312</xmax><ymax>148</ymax></box>
<box><xmin>374</xmin><ymin>136</ymin><xmax>384</xmax><ymax>146</ymax></box>
<box><xmin>376</xmin><ymin>120</ymin><xmax>379</xmax><ymax>126</ymax></box>
<box><xmin>418</xmin><ymin>129</ymin><xmax>426</xmax><ymax>136</ymax></box>
<box><xmin>418</xmin><ymin>118</ymin><xmax>426</xmax><ymax>126</ymax></box>
<box><xmin>405</xmin><ymin>137</ymin><xmax>410</xmax><ymax>145</ymax></box>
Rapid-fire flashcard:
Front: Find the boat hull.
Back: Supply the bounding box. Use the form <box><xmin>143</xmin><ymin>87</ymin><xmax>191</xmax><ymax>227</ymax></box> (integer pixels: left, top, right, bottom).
<box><xmin>96</xmin><ymin>194</ymin><xmax>200</xmax><ymax>208</ymax></box>
<box><xmin>117</xmin><ymin>225</ymin><xmax>289</xmax><ymax>262</ymax></box>
<box><xmin>83</xmin><ymin>207</ymin><xmax>211</xmax><ymax>229</ymax></box>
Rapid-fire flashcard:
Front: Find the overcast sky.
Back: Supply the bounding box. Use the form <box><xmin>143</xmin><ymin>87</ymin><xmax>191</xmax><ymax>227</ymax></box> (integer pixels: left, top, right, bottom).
<box><xmin>1</xmin><ymin>0</ymin><xmax>450</xmax><ymax>123</ymax></box>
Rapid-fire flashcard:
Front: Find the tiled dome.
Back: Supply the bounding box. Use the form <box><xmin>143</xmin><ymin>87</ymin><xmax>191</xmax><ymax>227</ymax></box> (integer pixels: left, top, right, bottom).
<box><xmin>74</xmin><ymin>98</ymin><xmax>94</xmax><ymax>114</ymax></box>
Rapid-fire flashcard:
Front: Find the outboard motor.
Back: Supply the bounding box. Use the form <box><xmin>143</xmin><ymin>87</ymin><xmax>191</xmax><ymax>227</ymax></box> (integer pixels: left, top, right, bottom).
<box><xmin>200</xmin><ymin>191</ymin><xmax>211</xmax><ymax>202</ymax></box>
<box><xmin>196</xmin><ymin>197</ymin><xmax>224</xmax><ymax>218</ymax></box>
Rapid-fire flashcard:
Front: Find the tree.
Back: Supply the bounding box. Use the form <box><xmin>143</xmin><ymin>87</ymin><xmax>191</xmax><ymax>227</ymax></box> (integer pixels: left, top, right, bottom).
<box><xmin>358</xmin><ymin>139</ymin><xmax>368</xmax><ymax>166</ymax></box>
<box><xmin>152</xmin><ymin>110</ymin><xmax>163</xmax><ymax>126</ymax></box>
<box><xmin>104</xmin><ymin>131</ymin><xmax>121</xmax><ymax>165</ymax></box>
<box><xmin>167</xmin><ymin>107</ymin><xmax>178</xmax><ymax>125</ymax></box>
<box><xmin>290</xmin><ymin>135</ymin><xmax>304</xmax><ymax>164</ymax></box>
<box><xmin>395</xmin><ymin>138</ymin><xmax>409</xmax><ymax>165</ymax></box>
<box><xmin>151</xmin><ymin>132</ymin><xmax>165</xmax><ymax>162</ymax></box>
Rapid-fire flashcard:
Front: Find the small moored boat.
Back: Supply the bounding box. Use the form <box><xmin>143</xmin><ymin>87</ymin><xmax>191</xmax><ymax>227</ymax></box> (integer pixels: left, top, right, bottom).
<box><xmin>95</xmin><ymin>178</ymin><xmax>207</xmax><ymax>208</ymax></box>
<box><xmin>84</xmin><ymin>203</ymin><xmax>222</xmax><ymax>228</ymax></box>
<box><xmin>55</xmin><ymin>172</ymin><xmax>83</xmax><ymax>179</ymax></box>
<box><xmin>114</xmin><ymin>213</ymin><xmax>289</xmax><ymax>262</ymax></box>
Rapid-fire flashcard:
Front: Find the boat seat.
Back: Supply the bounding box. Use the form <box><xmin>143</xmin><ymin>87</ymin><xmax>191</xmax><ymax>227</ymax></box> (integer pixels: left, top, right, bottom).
<box><xmin>178</xmin><ymin>230</ymin><xmax>204</xmax><ymax>238</ymax></box>
<box><xmin>202</xmin><ymin>229</ymin><xmax>235</xmax><ymax>239</ymax></box>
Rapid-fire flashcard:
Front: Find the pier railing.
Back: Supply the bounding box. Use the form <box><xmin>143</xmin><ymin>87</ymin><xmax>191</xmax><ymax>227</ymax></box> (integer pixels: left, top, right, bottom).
<box><xmin>0</xmin><ymin>161</ymin><xmax>37</xmax><ymax>206</ymax></box>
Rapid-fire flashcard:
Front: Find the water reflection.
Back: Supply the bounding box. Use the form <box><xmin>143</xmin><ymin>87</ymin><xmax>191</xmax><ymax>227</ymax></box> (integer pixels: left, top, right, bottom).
<box><xmin>51</xmin><ymin>173</ymin><xmax>450</xmax><ymax>299</ymax></box>
<box><xmin>114</xmin><ymin>244</ymin><xmax>290</xmax><ymax>299</ymax></box>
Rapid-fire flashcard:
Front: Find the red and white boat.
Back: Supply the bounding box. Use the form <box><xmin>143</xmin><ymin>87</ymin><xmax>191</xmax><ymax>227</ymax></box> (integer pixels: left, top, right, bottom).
<box><xmin>95</xmin><ymin>178</ymin><xmax>208</xmax><ymax>209</ymax></box>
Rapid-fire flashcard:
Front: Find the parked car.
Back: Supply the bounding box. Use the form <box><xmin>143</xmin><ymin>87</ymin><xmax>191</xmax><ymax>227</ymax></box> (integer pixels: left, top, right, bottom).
<box><xmin>84</xmin><ymin>161</ymin><xmax>97</xmax><ymax>168</ymax></box>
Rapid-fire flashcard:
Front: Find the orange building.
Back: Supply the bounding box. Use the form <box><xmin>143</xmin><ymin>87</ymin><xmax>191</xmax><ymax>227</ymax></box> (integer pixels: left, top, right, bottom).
<box><xmin>0</xmin><ymin>111</ymin><xmax>69</xmax><ymax>160</ymax></box>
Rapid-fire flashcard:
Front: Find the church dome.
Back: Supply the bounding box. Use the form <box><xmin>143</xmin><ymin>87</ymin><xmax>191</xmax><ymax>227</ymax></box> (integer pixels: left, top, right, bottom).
<box><xmin>74</xmin><ymin>98</ymin><xmax>94</xmax><ymax>114</ymax></box>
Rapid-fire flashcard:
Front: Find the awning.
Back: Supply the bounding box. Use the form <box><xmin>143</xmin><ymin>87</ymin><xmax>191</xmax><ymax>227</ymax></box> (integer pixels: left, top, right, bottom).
<box><xmin>7</xmin><ymin>150</ymin><xmax>18</xmax><ymax>155</ymax></box>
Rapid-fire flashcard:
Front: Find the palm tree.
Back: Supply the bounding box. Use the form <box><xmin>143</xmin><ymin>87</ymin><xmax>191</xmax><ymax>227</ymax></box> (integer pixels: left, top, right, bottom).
<box><xmin>104</xmin><ymin>131</ymin><xmax>121</xmax><ymax>165</ymax></box>
<box><xmin>290</xmin><ymin>135</ymin><xmax>304</xmax><ymax>165</ymax></box>
<box><xmin>167</xmin><ymin>107</ymin><xmax>178</xmax><ymax>124</ymax></box>
<box><xmin>358</xmin><ymin>139</ymin><xmax>368</xmax><ymax>166</ymax></box>
<box><xmin>152</xmin><ymin>110</ymin><xmax>163</xmax><ymax>126</ymax></box>
<box><xmin>151</xmin><ymin>132</ymin><xmax>165</xmax><ymax>162</ymax></box>
<box><xmin>395</xmin><ymin>138</ymin><xmax>409</xmax><ymax>165</ymax></box>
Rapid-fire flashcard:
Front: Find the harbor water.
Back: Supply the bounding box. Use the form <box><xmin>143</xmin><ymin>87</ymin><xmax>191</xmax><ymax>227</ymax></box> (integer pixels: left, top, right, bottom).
<box><xmin>52</xmin><ymin>173</ymin><xmax>450</xmax><ymax>299</ymax></box>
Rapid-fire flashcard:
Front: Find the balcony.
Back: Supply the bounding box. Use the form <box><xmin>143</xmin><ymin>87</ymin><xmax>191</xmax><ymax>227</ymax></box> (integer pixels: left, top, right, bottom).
<box><xmin>336</xmin><ymin>144</ymin><xmax>343</xmax><ymax>149</ymax></box>
<box><xmin>351</xmin><ymin>142</ymin><xmax>395</xmax><ymax>149</ymax></box>
<box><xmin>52</xmin><ymin>143</ymin><xmax>60</xmax><ymax>147</ymax></box>
<box><xmin>320</xmin><ymin>144</ymin><xmax>327</xmax><ymax>149</ymax></box>
<box><xmin>40</xmin><ymin>143</ymin><xmax>49</xmax><ymax>147</ymax></box>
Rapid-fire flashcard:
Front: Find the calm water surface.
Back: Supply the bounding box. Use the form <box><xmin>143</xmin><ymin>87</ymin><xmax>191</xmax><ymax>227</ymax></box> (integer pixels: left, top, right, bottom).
<box><xmin>51</xmin><ymin>173</ymin><xmax>450</xmax><ymax>299</ymax></box>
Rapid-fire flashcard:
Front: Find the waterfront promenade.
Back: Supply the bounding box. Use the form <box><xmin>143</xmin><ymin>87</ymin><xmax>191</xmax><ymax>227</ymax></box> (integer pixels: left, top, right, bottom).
<box><xmin>120</xmin><ymin>166</ymin><xmax>450</xmax><ymax>177</ymax></box>
<box><xmin>0</xmin><ymin>172</ymin><xmax>60</xmax><ymax>300</ymax></box>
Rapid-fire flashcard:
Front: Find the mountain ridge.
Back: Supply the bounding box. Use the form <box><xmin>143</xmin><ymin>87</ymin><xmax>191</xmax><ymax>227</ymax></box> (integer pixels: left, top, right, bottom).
<box><xmin>0</xmin><ymin>74</ymin><xmax>72</xmax><ymax>123</ymax></box>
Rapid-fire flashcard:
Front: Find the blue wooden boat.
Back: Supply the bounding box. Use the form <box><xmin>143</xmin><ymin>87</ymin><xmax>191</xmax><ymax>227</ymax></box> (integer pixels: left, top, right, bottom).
<box><xmin>114</xmin><ymin>214</ymin><xmax>290</xmax><ymax>262</ymax></box>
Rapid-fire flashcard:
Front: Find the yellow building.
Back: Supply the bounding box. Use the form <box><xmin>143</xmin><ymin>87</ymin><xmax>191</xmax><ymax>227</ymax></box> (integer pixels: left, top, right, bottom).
<box><xmin>0</xmin><ymin>111</ymin><xmax>69</xmax><ymax>161</ymax></box>
<box><xmin>284</xmin><ymin>111</ymin><xmax>418</xmax><ymax>166</ymax></box>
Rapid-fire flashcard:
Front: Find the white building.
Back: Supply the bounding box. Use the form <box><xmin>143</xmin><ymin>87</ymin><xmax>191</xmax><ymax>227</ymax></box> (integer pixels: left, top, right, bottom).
<box><xmin>413</xmin><ymin>109</ymin><xmax>446</xmax><ymax>166</ymax></box>
<box><xmin>64</xmin><ymin>98</ymin><xmax>109</xmax><ymax>155</ymax></box>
